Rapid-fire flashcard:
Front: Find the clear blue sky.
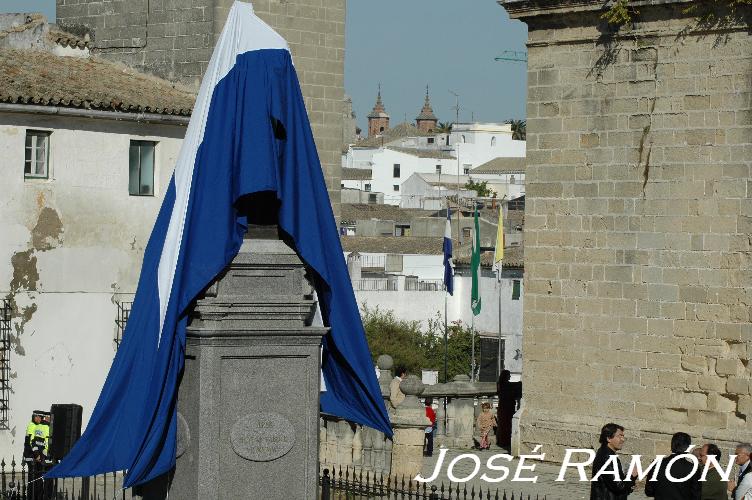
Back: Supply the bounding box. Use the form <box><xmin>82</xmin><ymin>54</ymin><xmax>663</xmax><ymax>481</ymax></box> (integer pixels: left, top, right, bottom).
<box><xmin>1</xmin><ymin>0</ymin><xmax>528</xmax><ymax>129</ymax></box>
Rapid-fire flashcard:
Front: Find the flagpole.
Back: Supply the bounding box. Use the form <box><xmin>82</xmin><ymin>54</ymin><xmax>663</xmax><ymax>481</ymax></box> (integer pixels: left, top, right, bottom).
<box><xmin>471</xmin><ymin>313</ymin><xmax>475</xmax><ymax>381</ymax></box>
<box><xmin>497</xmin><ymin>261</ymin><xmax>503</xmax><ymax>379</ymax></box>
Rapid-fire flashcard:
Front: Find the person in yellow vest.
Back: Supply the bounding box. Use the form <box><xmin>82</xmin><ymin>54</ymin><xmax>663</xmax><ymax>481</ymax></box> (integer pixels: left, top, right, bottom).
<box><xmin>23</xmin><ymin>411</ymin><xmax>43</xmax><ymax>464</ymax></box>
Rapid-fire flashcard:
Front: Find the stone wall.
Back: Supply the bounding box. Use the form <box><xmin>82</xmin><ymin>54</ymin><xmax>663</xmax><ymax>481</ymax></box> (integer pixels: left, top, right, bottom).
<box><xmin>55</xmin><ymin>0</ymin><xmax>344</xmax><ymax>214</ymax></box>
<box><xmin>502</xmin><ymin>0</ymin><xmax>752</xmax><ymax>458</ymax></box>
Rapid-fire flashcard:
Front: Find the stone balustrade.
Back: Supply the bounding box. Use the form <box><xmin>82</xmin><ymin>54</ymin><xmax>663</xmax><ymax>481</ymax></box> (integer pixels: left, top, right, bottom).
<box><xmin>320</xmin><ymin>355</ymin><xmax>521</xmax><ymax>475</ymax></box>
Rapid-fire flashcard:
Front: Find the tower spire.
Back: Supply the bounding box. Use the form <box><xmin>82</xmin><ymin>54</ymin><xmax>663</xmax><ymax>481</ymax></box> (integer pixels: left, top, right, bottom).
<box><xmin>367</xmin><ymin>84</ymin><xmax>390</xmax><ymax>137</ymax></box>
<box><xmin>415</xmin><ymin>84</ymin><xmax>438</xmax><ymax>133</ymax></box>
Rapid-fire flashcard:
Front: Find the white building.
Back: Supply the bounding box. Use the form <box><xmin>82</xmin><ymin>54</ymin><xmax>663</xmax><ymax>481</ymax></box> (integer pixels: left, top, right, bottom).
<box><xmin>469</xmin><ymin>157</ymin><xmax>526</xmax><ymax>200</ymax></box>
<box><xmin>0</xmin><ymin>17</ymin><xmax>193</xmax><ymax>457</ymax></box>
<box><xmin>341</xmin><ymin>238</ymin><xmax>524</xmax><ymax>377</ymax></box>
<box><xmin>342</xmin><ymin>121</ymin><xmax>525</xmax><ymax>206</ymax></box>
<box><xmin>399</xmin><ymin>173</ymin><xmax>475</xmax><ymax>211</ymax></box>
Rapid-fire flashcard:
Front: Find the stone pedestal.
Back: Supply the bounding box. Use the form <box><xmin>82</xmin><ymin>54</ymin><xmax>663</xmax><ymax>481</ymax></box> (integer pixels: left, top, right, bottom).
<box><xmin>170</xmin><ymin>235</ymin><xmax>327</xmax><ymax>500</ymax></box>
<box><xmin>390</xmin><ymin>375</ymin><xmax>429</xmax><ymax>479</ymax></box>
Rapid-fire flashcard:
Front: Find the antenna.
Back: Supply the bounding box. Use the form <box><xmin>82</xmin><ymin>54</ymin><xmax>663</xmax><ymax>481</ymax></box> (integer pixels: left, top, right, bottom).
<box><xmin>494</xmin><ymin>50</ymin><xmax>527</xmax><ymax>63</ymax></box>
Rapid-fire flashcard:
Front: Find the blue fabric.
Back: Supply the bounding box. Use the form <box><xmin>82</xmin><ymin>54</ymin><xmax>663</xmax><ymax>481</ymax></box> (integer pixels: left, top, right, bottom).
<box><xmin>47</xmin><ymin>49</ymin><xmax>391</xmax><ymax>487</ymax></box>
<box><xmin>443</xmin><ymin>210</ymin><xmax>454</xmax><ymax>296</ymax></box>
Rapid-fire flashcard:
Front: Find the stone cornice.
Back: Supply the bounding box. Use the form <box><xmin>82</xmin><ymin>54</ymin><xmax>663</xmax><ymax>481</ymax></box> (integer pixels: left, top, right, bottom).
<box><xmin>500</xmin><ymin>0</ymin><xmax>695</xmax><ymax>21</ymax></box>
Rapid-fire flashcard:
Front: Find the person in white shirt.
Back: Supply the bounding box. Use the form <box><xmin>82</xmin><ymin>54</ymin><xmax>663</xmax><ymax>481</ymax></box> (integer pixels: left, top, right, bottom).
<box><xmin>732</xmin><ymin>443</ymin><xmax>752</xmax><ymax>500</ymax></box>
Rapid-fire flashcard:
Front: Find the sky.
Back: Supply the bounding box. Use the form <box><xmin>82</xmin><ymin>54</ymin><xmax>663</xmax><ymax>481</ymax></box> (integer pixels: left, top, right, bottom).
<box><xmin>0</xmin><ymin>0</ymin><xmax>528</xmax><ymax>130</ymax></box>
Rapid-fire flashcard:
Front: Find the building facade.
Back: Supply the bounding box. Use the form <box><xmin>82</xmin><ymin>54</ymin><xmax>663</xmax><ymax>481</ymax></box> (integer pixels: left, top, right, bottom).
<box><xmin>55</xmin><ymin>0</ymin><xmax>346</xmax><ymax>215</ymax></box>
<box><xmin>503</xmin><ymin>0</ymin><xmax>752</xmax><ymax>458</ymax></box>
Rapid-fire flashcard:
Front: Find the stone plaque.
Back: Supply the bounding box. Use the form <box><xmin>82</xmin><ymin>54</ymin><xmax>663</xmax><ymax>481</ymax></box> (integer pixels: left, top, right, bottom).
<box><xmin>230</xmin><ymin>412</ymin><xmax>295</xmax><ymax>462</ymax></box>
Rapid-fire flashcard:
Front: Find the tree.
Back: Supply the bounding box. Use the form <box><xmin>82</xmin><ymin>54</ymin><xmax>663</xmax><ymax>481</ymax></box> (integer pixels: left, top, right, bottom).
<box><xmin>435</xmin><ymin>122</ymin><xmax>453</xmax><ymax>134</ymax></box>
<box><xmin>465</xmin><ymin>179</ymin><xmax>492</xmax><ymax>197</ymax></box>
<box><xmin>362</xmin><ymin>306</ymin><xmax>480</xmax><ymax>382</ymax></box>
<box><xmin>509</xmin><ymin>119</ymin><xmax>526</xmax><ymax>140</ymax></box>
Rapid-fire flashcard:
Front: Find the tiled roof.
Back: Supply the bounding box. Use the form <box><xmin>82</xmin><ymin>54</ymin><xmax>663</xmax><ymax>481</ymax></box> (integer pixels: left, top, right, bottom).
<box><xmin>340</xmin><ymin>203</ymin><xmax>435</xmax><ymax>224</ymax></box>
<box><xmin>341</xmin><ymin>236</ymin><xmax>452</xmax><ymax>255</ymax></box>
<box><xmin>471</xmin><ymin>156</ymin><xmax>526</xmax><ymax>174</ymax></box>
<box><xmin>341</xmin><ymin>167</ymin><xmax>371</xmax><ymax>180</ymax></box>
<box><xmin>355</xmin><ymin>122</ymin><xmax>433</xmax><ymax>148</ymax></box>
<box><xmin>386</xmin><ymin>146</ymin><xmax>454</xmax><ymax>160</ymax></box>
<box><xmin>454</xmin><ymin>245</ymin><xmax>524</xmax><ymax>268</ymax></box>
<box><xmin>0</xmin><ymin>47</ymin><xmax>195</xmax><ymax>115</ymax></box>
<box><xmin>48</xmin><ymin>27</ymin><xmax>89</xmax><ymax>48</ymax></box>
<box><xmin>413</xmin><ymin>173</ymin><xmax>471</xmax><ymax>187</ymax></box>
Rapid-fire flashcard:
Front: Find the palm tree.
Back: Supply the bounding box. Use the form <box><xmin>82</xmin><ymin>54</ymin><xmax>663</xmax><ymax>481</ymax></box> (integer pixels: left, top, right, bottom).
<box><xmin>509</xmin><ymin>119</ymin><xmax>526</xmax><ymax>140</ymax></box>
<box><xmin>436</xmin><ymin>121</ymin><xmax>453</xmax><ymax>134</ymax></box>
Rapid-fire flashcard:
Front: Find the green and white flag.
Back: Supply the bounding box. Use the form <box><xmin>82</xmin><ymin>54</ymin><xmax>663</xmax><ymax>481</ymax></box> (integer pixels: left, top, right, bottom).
<box><xmin>471</xmin><ymin>207</ymin><xmax>482</xmax><ymax>315</ymax></box>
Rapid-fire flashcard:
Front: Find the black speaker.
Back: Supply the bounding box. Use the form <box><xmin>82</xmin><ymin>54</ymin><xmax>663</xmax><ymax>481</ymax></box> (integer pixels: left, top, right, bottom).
<box><xmin>479</xmin><ymin>337</ymin><xmax>505</xmax><ymax>383</ymax></box>
<box><xmin>49</xmin><ymin>404</ymin><xmax>82</xmax><ymax>461</ymax></box>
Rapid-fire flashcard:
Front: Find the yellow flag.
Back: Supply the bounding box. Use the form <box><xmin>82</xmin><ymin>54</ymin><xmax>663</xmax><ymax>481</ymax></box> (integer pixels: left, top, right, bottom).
<box><xmin>494</xmin><ymin>203</ymin><xmax>504</xmax><ymax>263</ymax></box>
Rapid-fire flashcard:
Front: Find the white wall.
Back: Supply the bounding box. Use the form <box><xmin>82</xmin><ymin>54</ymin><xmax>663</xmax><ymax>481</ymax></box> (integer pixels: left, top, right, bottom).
<box><xmin>355</xmin><ymin>276</ymin><xmax>523</xmax><ymax>375</ymax></box>
<box><xmin>0</xmin><ymin>112</ymin><xmax>184</xmax><ymax>457</ymax></box>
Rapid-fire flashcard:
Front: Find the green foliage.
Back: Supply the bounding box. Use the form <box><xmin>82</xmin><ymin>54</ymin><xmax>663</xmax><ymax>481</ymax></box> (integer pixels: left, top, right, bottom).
<box><xmin>436</xmin><ymin>122</ymin><xmax>453</xmax><ymax>134</ymax></box>
<box><xmin>509</xmin><ymin>119</ymin><xmax>526</xmax><ymax>141</ymax></box>
<box><xmin>601</xmin><ymin>0</ymin><xmax>635</xmax><ymax>27</ymax></box>
<box><xmin>464</xmin><ymin>179</ymin><xmax>492</xmax><ymax>197</ymax></box>
<box><xmin>362</xmin><ymin>306</ymin><xmax>480</xmax><ymax>382</ymax></box>
<box><xmin>602</xmin><ymin>0</ymin><xmax>751</xmax><ymax>28</ymax></box>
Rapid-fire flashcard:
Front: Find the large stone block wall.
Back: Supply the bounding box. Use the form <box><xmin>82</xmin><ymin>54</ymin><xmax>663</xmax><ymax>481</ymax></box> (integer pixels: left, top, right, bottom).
<box><xmin>503</xmin><ymin>0</ymin><xmax>752</xmax><ymax>458</ymax></box>
<box><xmin>55</xmin><ymin>0</ymin><xmax>343</xmax><ymax>213</ymax></box>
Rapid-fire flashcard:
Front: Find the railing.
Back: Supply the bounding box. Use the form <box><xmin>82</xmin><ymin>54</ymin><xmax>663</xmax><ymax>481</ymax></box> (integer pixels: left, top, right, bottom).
<box><xmin>360</xmin><ymin>255</ymin><xmax>386</xmax><ymax>269</ymax></box>
<box><xmin>319</xmin><ymin>465</ymin><xmax>545</xmax><ymax>500</ymax></box>
<box><xmin>352</xmin><ymin>279</ymin><xmax>398</xmax><ymax>291</ymax></box>
<box><xmin>405</xmin><ymin>279</ymin><xmax>445</xmax><ymax>292</ymax></box>
<box><xmin>0</xmin><ymin>459</ymin><xmax>133</xmax><ymax>499</ymax></box>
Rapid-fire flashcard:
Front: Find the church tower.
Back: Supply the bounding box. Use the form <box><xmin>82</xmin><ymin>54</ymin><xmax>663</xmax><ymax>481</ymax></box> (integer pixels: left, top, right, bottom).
<box><xmin>415</xmin><ymin>85</ymin><xmax>438</xmax><ymax>133</ymax></box>
<box><xmin>367</xmin><ymin>85</ymin><xmax>390</xmax><ymax>137</ymax></box>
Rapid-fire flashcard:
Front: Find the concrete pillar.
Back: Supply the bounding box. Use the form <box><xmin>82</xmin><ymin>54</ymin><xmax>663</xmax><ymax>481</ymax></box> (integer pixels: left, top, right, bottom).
<box><xmin>346</xmin><ymin>252</ymin><xmax>361</xmax><ymax>281</ymax></box>
<box><xmin>448</xmin><ymin>375</ymin><xmax>476</xmax><ymax>449</ymax></box>
<box><xmin>390</xmin><ymin>375</ymin><xmax>429</xmax><ymax>480</ymax></box>
<box><xmin>171</xmin><ymin>230</ymin><xmax>327</xmax><ymax>499</ymax></box>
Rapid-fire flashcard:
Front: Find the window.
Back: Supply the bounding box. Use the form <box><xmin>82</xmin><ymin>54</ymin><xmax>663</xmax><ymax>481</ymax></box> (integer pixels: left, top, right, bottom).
<box><xmin>393</xmin><ymin>185</ymin><xmax>399</xmax><ymax>191</ymax></box>
<box><xmin>379</xmin><ymin>126</ymin><xmax>385</xmax><ymax>133</ymax></box>
<box><xmin>129</xmin><ymin>140</ymin><xmax>156</xmax><ymax>196</ymax></box>
<box><xmin>115</xmin><ymin>301</ymin><xmax>132</xmax><ymax>350</ymax></box>
<box><xmin>461</xmin><ymin>135</ymin><xmax>466</xmax><ymax>143</ymax></box>
<box><xmin>491</xmin><ymin>136</ymin><xmax>497</xmax><ymax>147</ymax></box>
<box><xmin>395</xmin><ymin>224</ymin><xmax>410</xmax><ymax>236</ymax></box>
<box><xmin>393</xmin><ymin>164</ymin><xmax>400</xmax><ymax>177</ymax></box>
<box><xmin>364</xmin><ymin>183</ymin><xmax>371</xmax><ymax>192</ymax></box>
<box><xmin>24</xmin><ymin>130</ymin><xmax>50</xmax><ymax>179</ymax></box>
<box><xmin>427</xmin><ymin>137</ymin><xmax>435</xmax><ymax>144</ymax></box>
<box><xmin>462</xmin><ymin>227</ymin><xmax>471</xmax><ymax>239</ymax></box>
<box><xmin>368</xmin><ymin>193</ymin><xmax>377</xmax><ymax>203</ymax></box>
<box><xmin>510</xmin><ymin>175</ymin><xmax>516</xmax><ymax>185</ymax></box>
<box><xmin>464</xmin><ymin>167</ymin><xmax>470</xmax><ymax>175</ymax></box>
<box><xmin>512</xmin><ymin>280</ymin><xmax>521</xmax><ymax>300</ymax></box>
<box><xmin>435</xmin><ymin>165</ymin><xmax>442</xmax><ymax>174</ymax></box>
<box><xmin>0</xmin><ymin>300</ymin><xmax>10</xmax><ymax>429</ymax></box>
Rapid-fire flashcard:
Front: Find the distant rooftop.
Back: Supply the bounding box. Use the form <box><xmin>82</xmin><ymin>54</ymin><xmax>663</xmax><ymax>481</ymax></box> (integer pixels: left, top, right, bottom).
<box><xmin>341</xmin><ymin>167</ymin><xmax>372</xmax><ymax>181</ymax></box>
<box><xmin>471</xmin><ymin>156</ymin><xmax>526</xmax><ymax>174</ymax></box>
<box><xmin>341</xmin><ymin>236</ymin><xmax>450</xmax><ymax>255</ymax></box>
<box><xmin>386</xmin><ymin>146</ymin><xmax>454</xmax><ymax>160</ymax></box>
<box><xmin>355</xmin><ymin>122</ymin><xmax>433</xmax><ymax>148</ymax></box>
<box><xmin>341</xmin><ymin>203</ymin><xmax>436</xmax><ymax>225</ymax></box>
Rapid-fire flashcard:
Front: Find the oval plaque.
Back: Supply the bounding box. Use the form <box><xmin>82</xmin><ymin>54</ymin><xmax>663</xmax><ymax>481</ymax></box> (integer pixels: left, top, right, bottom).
<box><xmin>176</xmin><ymin>412</ymin><xmax>190</xmax><ymax>459</ymax></box>
<box><xmin>230</xmin><ymin>412</ymin><xmax>295</xmax><ymax>462</ymax></box>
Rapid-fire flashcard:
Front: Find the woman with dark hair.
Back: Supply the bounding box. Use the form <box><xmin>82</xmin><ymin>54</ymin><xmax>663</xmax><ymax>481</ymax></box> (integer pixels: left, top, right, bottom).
<box><xmin>495</xmin><ymin>370</ymin><xmax>521</xmax><ymax>449</ymax></box>
<box><xmin>591</xmin><ymin>422</ymin><xmax>636</xmax><ymax>500</ymax></box>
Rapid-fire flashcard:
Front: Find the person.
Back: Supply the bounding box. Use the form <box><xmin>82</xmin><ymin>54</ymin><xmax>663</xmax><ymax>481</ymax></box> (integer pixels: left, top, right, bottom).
<box><xmin>23</xmin><ymin>411</ymin><xmax>43</xmax><ymax>465</ymax></box>
<box><xmin>389</xmin><ymin>366</ymin><xmax>407</xmax><ymax>410</ymax></box>
<box><xmin>476</xmin><ymin>402</ymin><xmax>496</xmax><ymax>450</ymax></box>
<box><xmin>645</xmin><ymin>432</ymin><xmax>701</xmax><ymax>500</ymax></box>
<box><xmin>424</xmin><ymin>398</ymin><xmax>436</xmax><ymax>457</ymax></box>
<box><xmin>699</xmin><ymin>443</ymin><xmax>728</xmax><ymax>500</ymax></box>
<box><xmin>590</xmin><ymin>422</ymin><xmax>636</xmax><ymax>500</ymax></box>
<box><xmin>24</xmin><ymin>410</ymin><xmax>51</xmax><ymax>500</ymax></box>
<box><xmin>731</xmin><ymin>443</ymin><xmax>752</xmax><ymax>500</ymax></box>
<box><xmin>495</xmin><ymin>369</ymin><xmax>521</xmax><ymax>450</ymax></box>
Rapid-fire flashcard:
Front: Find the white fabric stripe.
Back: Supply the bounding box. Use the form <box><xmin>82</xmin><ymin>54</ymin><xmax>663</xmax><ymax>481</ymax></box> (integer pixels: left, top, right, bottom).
<box><xmin>156</xmin><ymin>1</ymin><xmax>289</xmax><ymax>345</ymax></box>
<box><xmin>444</xmin><ymin>218</ymin><xmax>451</xmax><ymax>240</ymax></box>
